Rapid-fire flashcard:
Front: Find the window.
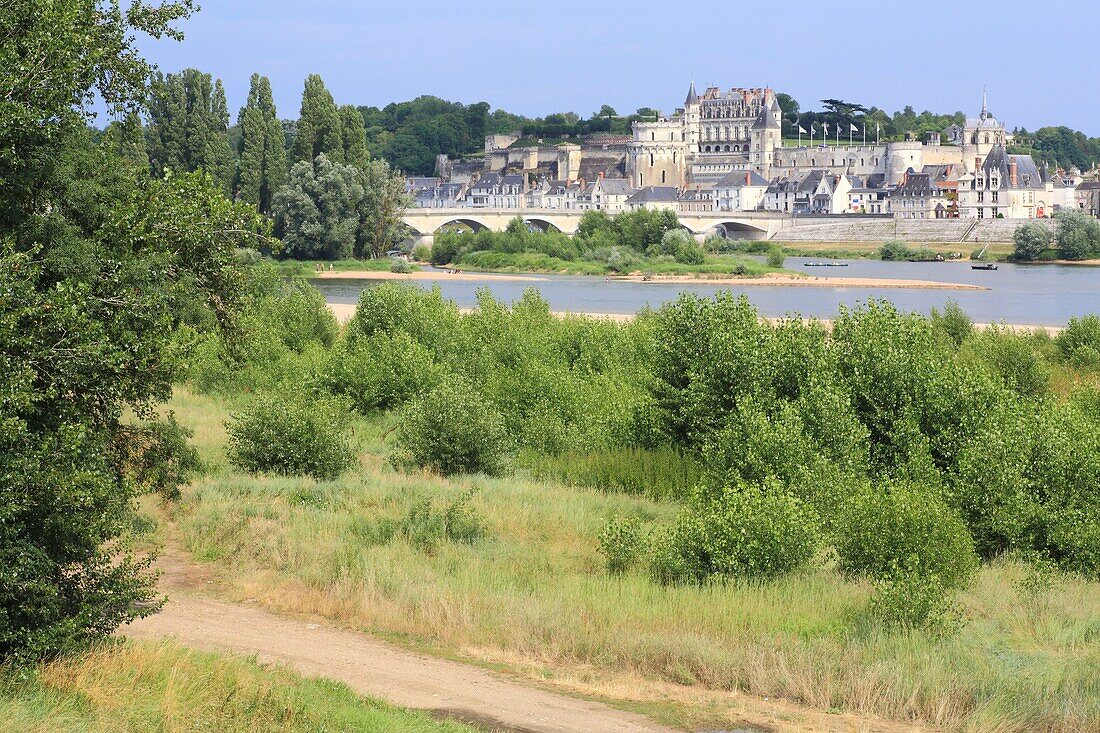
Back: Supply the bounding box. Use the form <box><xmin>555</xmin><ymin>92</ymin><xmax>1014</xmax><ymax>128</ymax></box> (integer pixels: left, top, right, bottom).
<box><xmin>977</xmin><ymin>191</ymin><xmax>984</xmax><ymax>203</ymax></box>
<box><xmin>651</xmin><ymin>132</ymin><xmax>654</xmax><ymax>141</ymax></box>
<box><xmin>649</xmin><ymin>153</ymin><xmax>654</xmax><ymax>167</ymax></box>
<box><xmin>661</xmin><ymin>170</ymin><xmax>666</xmax><ymax>183</ymax></box>
<box><xmin>992</xmin><ymin>191</ymin><xmax>999</xmax><ymax>203</ymax></box>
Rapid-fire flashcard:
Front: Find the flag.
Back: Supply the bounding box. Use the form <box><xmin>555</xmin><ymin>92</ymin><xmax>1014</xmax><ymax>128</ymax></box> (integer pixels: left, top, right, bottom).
<box><xmin>823</xmin><ymin>121</ymin><xmax>829</xmax><ymax>135</ymax></box>
<box><xmin>810</xmin><ymin>124</ymin><xmax>816</xmax><ymax>135</ymax></box>
<box><xmin>850</xmin><ymin>123</ymin><xmax>858</xmax><ymax>133</ymax></box>
<box><xmin>798</xmin><ymin>125</ymin><xmax>807</xmax><ymax>134</ymax></box>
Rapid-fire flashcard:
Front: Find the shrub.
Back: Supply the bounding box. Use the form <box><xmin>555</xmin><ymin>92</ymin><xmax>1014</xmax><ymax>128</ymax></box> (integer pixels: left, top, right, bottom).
<box><xmin>879</xmin><ymin>240</ymin><xmax>911</xmax><ymax>261</ymax></box>
<box><xmin>429</xmin><ymin>233</ymin><xmax>460</xmax><ymax>265</ymax></box>
<box><xmin>674</xmin><ymin>238</ymin><xmax>706</xmax><ymax>265</ymax></box>
<box><xmin>411</xmin><ymin>243</ymin><xmax>431</xmax><ymax>262</ymax></box>
<box><xmin>1056</xmin><ymin>314</ymin><xmax>1100</xmax><ymax>367</ymax></box>
<box><xmin>389</xmin><ymin>259</ymin><xmax>411</xmax><ymax>274</ymax></box>
<box><xmin>1054</xmin><ymin>209</ymin><xmax>1100</xmax><ymax>260</ymax></box>
<box><xmin>598</xmin><ymin>515</ymin><xmax>646</xmax><ymax>574</ymax></box>
<box><xmin>765</xmin><ymin>246</ymin><xmax>785</xmax><ymax>269</ymax></box>
<box><xmin>659</xmin><ymin>228</ymin><xmax>694</xmax><ymax>257</ymax></box>
<box><xmin>395</xmin><ymin>378</ymin><xmax>510</xmax><ymax>476</ymax></box>
<box><xmin>1044</xmin><ymin>506</ymin><xmax>1100</xmax><ymax>579</ymax></box>
<box><xmin>651</xmin><ymin>483</ymin><xmax>820</xmax><ymax>584</ymax></box>
<box><xmin>344</xmin><ymin>283</ymin><xmax>460</xmax><ymax>355</ymax></box>
<box><xmin>226</xmin><ymin>394</ymin><xmax>356</xmax><ymax>480</ymax></box>
<box><xmin>868</xmin><ymin>575</ymin><xmax>963</xmax><ymax>633</ymax></box>
<box><xmin>1012</xmin><ymin>222</ymin><xmax>1051</xmax><ymax>261</ymax></box>
<box><xmin>119</xmin><ymin>413</ymin><xmax>201</xmax><ymax>501</ymax></box>
<box><xmin>401</xmin><ymin>489</ymin><xmax>486</xmax><ymax>552</ymax></box>
<box><xmin>324</xmin><ymin>332</ymin><xmax>439</xmax><ymax>413</ymax></box>
<box><xmin>929</xmin><ymin>300</ymin><xmax>973</xmax><ymax>348</ymax></box>
<box><xmin>250</xmin><ymin>278</ymin><xmax>340</xmax><ymax>353</ymax></box>
<box><xmin>835</xmin><ymin>482</ymin><xmax>978</xmax><ymax>588</ymax></box>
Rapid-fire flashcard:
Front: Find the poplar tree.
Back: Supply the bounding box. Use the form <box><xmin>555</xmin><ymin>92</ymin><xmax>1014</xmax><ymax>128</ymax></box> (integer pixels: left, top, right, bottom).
<box><xmin>340</xmin><ymin>104</ymin><xmax>369</xmax><ymax>168</ymax></box>
<box><xmin>146</xmin><ymin>68</ymin><xmax>234</xmax><ymax>192</ymax></box>
<box><xmin>101</xmin><ymin>112</ymin><xmax>149</xmax><ymax>171</ymax></box>
<box><xmin>237</xmin><ymin>74</ymin><xmax>288</xmax><ymax>214</ymax></box>
<box><xmin>291</xmin><ymin>74</ymin><xmax>343</xmax><ymax>164</ymax></box>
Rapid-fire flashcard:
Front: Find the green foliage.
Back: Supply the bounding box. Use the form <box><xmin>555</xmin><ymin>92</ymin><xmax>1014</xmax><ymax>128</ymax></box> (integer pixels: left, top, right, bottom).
<box><xmin>598</xmin><ymin>516</ymin><xmax>646</xmax><ymax>574</ymax></box>
<box><xmin>273</xmin><ymin>154</ymin><xmax>363</xmax><ymax>260</ymax></box>
<box><xmin>324</xmin><ymin>332</ymin><xmax>439</xmax><ymax>413</ymax></box>
<box><xmin>118</xmin><ymin>414</ymin><xmax>201</xmax><ymax>501</ymax></box>
<box><xmin>1056</xmin><ymin>314</ymin><xmax>1100</xmax><ymax>367</ymax></box>
<box><xmin>356</xmin><ymin>158</ymin><xmax>411</xmax><ymax>258</ymax></box>
<box><xmin>835</xmin><ymin>482</ymin><xmax>978</xmax><ymax>588</ymax></box>
<box><xmin>395</xmin><ymin>379</ymin><xmax>511</xmax><ymax>476</ymax></box>
<box><xmin>765</xmin><ymin>246</ymin><xmax>785</xmax><ymax>269</ymax></box>
<box><xmin>412</xmin><ymin>243</ymin><xmax>431</xmax><ymax>262</ymax></box>
<box><xmin>673</xmin><ymin>236</ymin><xmax>706</xmax><ymax>265</ymax></box>
<box><xmin>1012</xmin><ymin>222</ymin><xmax>1052</xmax><ymax>261</ymax></box>
<box><xmin>226</xmin><ymin>394</ymin><xmax>356</xmax><ymax>480</ymax></box>
<box><xmin>146</xmin><ymin>69</ymin><xmax>235</xmax><ymax>193</ymax></box>
<box><xmin>959</xmin><ymin>327</ymin><xmax>1050</xmax><ymax>396</ymax></box>
<box><xmin>401</xmin><ymin>489</ymin><xmax>486</xmax><ymax>552</ymax></box>
<box><xmin>929</xmin><ymin>300</ymin><xmax>973</xmax><ymax>348</ymax></box>
<box><xmin>651</xmin><ymin>483</ymin><xmax>820</xmax><ymax>584</ymax></box>
<box><xmin>291</xmin><ymin>74</ymin><xmax>344</xmax><ymax>165</ymax></box>
<box><xmin>1053</xmin><ymin>208</ymin><xmax>1100</xmax><ymax>260</ymax></box>
<box><xmin>390</xmin><ymin>259</ymin><xmax>412</xmax><ymax>274</ymax></box>
<box><xmin>867</xmin><ymin>575</ymin><xmax>963</xmax><ymax>633</ymax></box>
<box><xmin>235</xmin><ymin>74</ymin><xmax>287</xmax><ymax>215</ymax></box>
<box><xmin>879</xmin><ymin>240</ymin><xmax>910</xmax><ymax>261</ymax></box>
<box><xmin>522</xmin><ymin>447</ymin><xmax>702</xmax><ymax>500</ymax></box>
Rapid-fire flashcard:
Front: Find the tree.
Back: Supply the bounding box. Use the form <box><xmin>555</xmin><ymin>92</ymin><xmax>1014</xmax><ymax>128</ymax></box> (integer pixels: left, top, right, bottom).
<box><xmin>1</xmin><ymin>0</ymin><xmax>270</xmax><ymax>663</ymax></box>
<box><xmin>146</xmin><ymin>68</ymin><xmax>235</xmax><ymax>192</ymax></box>
<box><xmin>291</xmin><ymin>74</ymin><xmax>344</xmax><ymax>164</ymax></box>
<box><xmin>236</xmin><ymin>74</ymin><xmax>287</xmax><ymax>214</ymax></box>
<box><xmin>1012</xmin><ymin>222</ymin><xmax>1052</xmax><ymax>260</ymax></box>
<box><xmin>597</xmin><ymin>104</ymin><xmax>618</xmax><ymax>118</ymax></box>
<box><xmin>356</xmin><ymin>158</ymin><xmax>411</xmax><ymax>258</ymax></box>
<box><xmin>340</xmin><ymin>104</ymin><xmax>369</xmax><ymax>168</ymax></box>
<box><xmin>100</xmin><ymin>113</ymin><xmax>149</xmax><ymax>170</ymax></box>
<box><xmin>273</xmin><ymin>154</ymin><xmax>363</xmax><ymax>260</ymax></box>
<box><xmin>1054</xmin><ymin>209</ymin><xmax>1100</xmax><ymax>261</ymax></box>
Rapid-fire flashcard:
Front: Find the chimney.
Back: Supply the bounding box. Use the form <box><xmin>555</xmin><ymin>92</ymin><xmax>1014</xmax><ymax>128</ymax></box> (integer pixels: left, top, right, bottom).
<box><xmin>745</xmin><ymin>172</ymin><xmax>751</xmax><ymax>185</ymax></box>
<box><xmin>975</xmin><ymin>157</ymin><xmax>982</xmax><ymax>172</ymax></box>
<box><xmin>1009</xmin><ymin>160</ymin><xmax>1018</xmax><ymax>187</ymax></box>
<box><xmin>598</xmin><ymin>171</ymin><xmax>604</xmax><ymax>179</ymax></box>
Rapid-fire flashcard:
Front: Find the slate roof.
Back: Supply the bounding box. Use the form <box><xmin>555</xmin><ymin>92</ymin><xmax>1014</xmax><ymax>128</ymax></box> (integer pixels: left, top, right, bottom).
<box><xmin>982</xmin><ymin>146</ymin><xmax>1044</xmax><ymax>190</ymax></box>
<box><xmin>715</xmin><ymin>170</ymin><xmax>769</xmax><ymax>188</ymax></box>
<box><xmin>894</xmin><ymin>173</ymin><xmax>937</xmax><ymax>197</ymax></box>
<box><xmin>594</xmin><ymin>178</ymin><xmax>634</xmax><ymax>196</ymax></box>
<box><xmin>626</xmin><ymin>186</ymin><xmax>680</xmax><ymax>204</ymax></box>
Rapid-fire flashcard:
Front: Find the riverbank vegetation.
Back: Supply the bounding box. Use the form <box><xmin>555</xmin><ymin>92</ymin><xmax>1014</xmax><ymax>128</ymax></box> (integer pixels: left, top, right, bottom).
<box><xmin>429</xmin><ymin>211</ymin><xmax>788</xmax><ymax>275</ymax></box>
<box><xmin>158</xmin><ymin>272</ymin><xmax>1100</xmax><ymax>732</ymax></box>
<box><xmin>1014</xmin><ymin>209</ymin><xmax>1100</xmax><ymax>261</ymax></box>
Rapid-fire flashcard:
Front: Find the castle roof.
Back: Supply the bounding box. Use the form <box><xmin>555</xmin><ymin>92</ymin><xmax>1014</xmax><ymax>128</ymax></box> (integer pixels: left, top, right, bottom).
<box><xmin>685</xmin><ymin>81</ymin><xmax>699</xmax><ymax>106</ymax></box>
<box><xmin>715</xmin><ymin>170</ymin><xmax>769</xmax><ymax>188</ymax></box>
<box><xmin>981</xmin><ymin>145</ymin><xmax>1045</xmax><ymax>189</ymax></box>
<box><xmin>626</xmin><ymin>186</ymin><xmax>679</xmax><ymax>204</ymax></box>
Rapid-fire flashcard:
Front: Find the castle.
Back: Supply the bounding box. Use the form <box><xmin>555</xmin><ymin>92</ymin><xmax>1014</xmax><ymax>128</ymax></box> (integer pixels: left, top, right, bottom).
<box><xmin>628</xmin><ymin>84</ymin><xmax>1009</xmax><ymax>189</ymax></box>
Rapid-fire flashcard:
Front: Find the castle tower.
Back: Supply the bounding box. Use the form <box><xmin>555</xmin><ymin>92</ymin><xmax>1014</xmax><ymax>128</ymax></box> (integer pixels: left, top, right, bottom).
<box><xmin>749</xmin><ymin>90</ymin><xmax>782</xmax><ymax>177</ymax></box>
<box><xmin>962</xmin><ymin>91</ymin><xmax>1007</xmax><ymax>172</ymax></box>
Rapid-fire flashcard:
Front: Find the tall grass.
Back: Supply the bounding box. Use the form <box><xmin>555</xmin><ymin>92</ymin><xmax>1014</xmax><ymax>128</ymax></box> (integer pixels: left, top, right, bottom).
<box><xmin>521</xmin><ymin>446</ymin><xmax>703</xmax><ymax>500</ymax></box>
<box><xmin>0</xmin><ymin>640</ymin><xmax>475</xmax><ymax>733</ymax></box>
<box><xmin>457</xmin><ymin>250</ymin><xmax>784</xmax><ymax>276</ymax></box>
<box><xmin>168</xmin><ymin>391</ymin><xmax>1100</xmax><ymax>733</ymax></box>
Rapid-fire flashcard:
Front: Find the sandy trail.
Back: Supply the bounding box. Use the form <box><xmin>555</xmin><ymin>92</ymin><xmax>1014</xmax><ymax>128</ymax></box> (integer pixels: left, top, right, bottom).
<box><xmin>315</xmin><ymin>270</ymin><xmax>549</xmax><ymax>282</ymax></box>
<box><xmin>123</xmin><ymin>554</ymin><xmax>680</xmax><ymax>733</ymax></box>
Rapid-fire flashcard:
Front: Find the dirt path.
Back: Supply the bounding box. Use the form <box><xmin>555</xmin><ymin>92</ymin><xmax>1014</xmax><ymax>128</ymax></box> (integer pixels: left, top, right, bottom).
<box><xmin>124</xmin><ymin>555</ymin><xmax>681</xmax><ymax>733</ymax></box>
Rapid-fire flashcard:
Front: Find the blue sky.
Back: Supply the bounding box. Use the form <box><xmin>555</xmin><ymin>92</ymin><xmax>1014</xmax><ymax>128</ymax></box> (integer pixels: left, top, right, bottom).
<box><xmin>127</xmin><ymin>0</ymin><xmax>1100</xmax><ymax>134</ymax></box>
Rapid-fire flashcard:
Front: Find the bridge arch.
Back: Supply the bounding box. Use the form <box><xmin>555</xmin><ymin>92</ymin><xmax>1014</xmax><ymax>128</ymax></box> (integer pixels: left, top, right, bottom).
<box><xmin>707</xmin><ymin>221</ymin><xmax>770</xmax><ymax>241</ymax></box>
<box><xmin>522</xmin><ymin>218</ymin><xmax>562</xmax><ymax>233</ymax></box>
<box><xmin>434</xmin><ymin>218</ymin><xmax>490</xmax><ymax>234</ymax></box>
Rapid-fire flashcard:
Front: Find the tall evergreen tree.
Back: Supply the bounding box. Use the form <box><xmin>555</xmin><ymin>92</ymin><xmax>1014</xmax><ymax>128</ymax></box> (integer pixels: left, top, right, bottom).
<box><xmin>237</xmin><ymin>74</ymin><xmax>287</xmax><ymax>214</ymax></box>
<box><xmin>340</xmin><ymin>104</ymin><xmax>368</xmax><ymax>168</ymax></box>
<box><xmin>291</xmin><ymin>74</ymin><xmax>343</xmax><ymax>164</ymax></box>
<box><xmin>101</xmin><ymin>113</ymin><xmax>149</xmax><ymax>171</ymax></box>
<box><xmin>146</xmin><ymin>68</ymin><xmax>234</xmax><ymax>192</ymax></box>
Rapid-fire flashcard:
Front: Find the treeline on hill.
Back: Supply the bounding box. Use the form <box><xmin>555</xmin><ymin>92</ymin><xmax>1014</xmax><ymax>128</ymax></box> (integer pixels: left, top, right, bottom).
<box><xmin>428</xmin><ymin>209</ymin><xmax>786</xmax><ymax>274</ymax></box>
<box><xmin>187</xmin><ymin>276</ymin><xmax>1100</xmax><ymax>631</ymax></box>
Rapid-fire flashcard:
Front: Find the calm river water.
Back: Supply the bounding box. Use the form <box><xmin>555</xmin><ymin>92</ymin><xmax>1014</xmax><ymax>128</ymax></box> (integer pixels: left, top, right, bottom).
<box><xmin>312</xmin><ymin>257</ymin><xmax>1100</xmax><ymax>326</ymax></box>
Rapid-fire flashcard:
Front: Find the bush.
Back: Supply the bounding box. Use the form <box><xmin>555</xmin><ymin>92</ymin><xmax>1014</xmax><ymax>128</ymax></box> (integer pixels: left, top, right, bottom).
<box><xmin>1054</xmin><ymin>209</ymin><xmax>1100</xmax><ymax>260</ymax></box>
<box><xmin>429</xmin><ymin>233</ymin><xmax>460</xmax><ymax>265</ymax></box>
<box><xmin>650</xmin><ymin>483</ymin><xmax>820</xmax><ymax>584</ymax></box>
<box><xmin>868</xmin><ymin>575</ymin><xmax>963</xmax><ymax>633</ymax></box>
<box><xmin>959</xmin><ymin>327</ymin><xmax>1050</xmax><ymax>396</ymax></box>
<box><xmin>765</xmin><ymin>246</ymin><xmax>785</xmax><ymax>269</ymax></box>
<box><xmin>324</xmin><ymin>333</ymin><xmax>439</xmax><ymax>413</ymax></box>
<box><xmin>1056</xmin><ymin>314</ymin><xmax>1100</xmax><ymax>367</ymax></box>
<box><xmin>879</xmin><ymin>240</ymin><xmax>911</xmax><ymax>261</ymax></box>
<box><xmin>929</xmin><ymin>300</ymin><xmax>973</xmax><ymax>348</ymax></box>
<box><xmin>674</xmin><ymin>238</ymin><xmax>706</xmax><ymax>265</ymax></box>
<box><xmin>389</xmin><ymin>259</ymin><xmax>411</xmax><ymax>274</ymax></box>
<box><xmin>226</xmin><ymin>394</ymin><xmax>356</xmax><ymax>480</ymax></box>
<box><xmin>119</xmin><ymin>414</ymin><xmax>201</xmax><ymax>501</ymax></box>
<box><xmin>400</xmin><ymin>489</ymin><xmax>485</xmax><ymax>553</ymax></box>
<box><xmin>598</xmin><ymin>515</ymin><xmax>646</xmax><ymax>574</ymax></box>
<box><xmin>411</xmin><ymin>243</ymin><xmax>431</xmax><ymax>262</ymax></box>
<box><xmin>835</xmin><ymin>482</ymin><xmax>978</xmax><ymax>588</ymax></box>
<box><xmin>395</xmin><ymin>378</ymin><xmax>510</xmax><ymax>476</ymax></box>
<box><xmin>1012</xmin><ymin>222</ymin><xmax>1052</xmax><ymax>261</ymax></box>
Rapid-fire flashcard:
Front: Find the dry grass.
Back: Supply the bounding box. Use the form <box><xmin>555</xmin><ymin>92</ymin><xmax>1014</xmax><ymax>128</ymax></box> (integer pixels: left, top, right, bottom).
<box><xmin>0</xmin><ymin>640</ymin><xmax>476</xmax><ymax>733</ymax></box>
<box><xmin>164</xmin><ymin>388</ymin><xmax>1100</xmax><ymax>733</ymax></box>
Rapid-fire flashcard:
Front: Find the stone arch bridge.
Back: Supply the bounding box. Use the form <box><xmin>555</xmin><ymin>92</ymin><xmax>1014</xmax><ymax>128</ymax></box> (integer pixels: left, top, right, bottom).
<box><xmin>402</xmin><ymin>208</ymin><xmax>800</xmax><ymax>247</ymax></box>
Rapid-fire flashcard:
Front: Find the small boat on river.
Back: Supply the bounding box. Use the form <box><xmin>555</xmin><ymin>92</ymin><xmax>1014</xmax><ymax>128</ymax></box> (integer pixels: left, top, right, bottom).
<box><xmin>971</xmin><ymin>263</ymin><xmax>999</xmax><ymax>271</ymax></box>
<box><xmin>803</xmin><ymin>262</ymin><xmax>849</xmax><ymax>267</ymax></box>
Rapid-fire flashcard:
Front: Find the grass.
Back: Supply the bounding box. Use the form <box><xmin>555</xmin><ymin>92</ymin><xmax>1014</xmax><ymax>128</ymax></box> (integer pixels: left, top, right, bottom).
<box><xmin>773</xmin><ymin>240</ymin><xmax>1014</xmax><ymax>260</ymax></box>
<box><xmin>163</xmin><ymin>387</ymin><xmax>1100</xmax><ymax>733</ymax></box>
<box><xmin>520</xmin><ymin>446</ymin><xmax>703</xmax><ymax>500</ymax></box>
<box><xmin>0</xmin><ymin>640</ymin><xmax>476</xmax><ymax>733</ymax></box>
<box><xmin>456</xmin><ymin>250</ymin><xmax>790</xmax><ymax>277</ymax></box>
<box><xmin>267</xmin><ymin>258</ymin><xmax>419</xmax><ymax>278</ymax></box>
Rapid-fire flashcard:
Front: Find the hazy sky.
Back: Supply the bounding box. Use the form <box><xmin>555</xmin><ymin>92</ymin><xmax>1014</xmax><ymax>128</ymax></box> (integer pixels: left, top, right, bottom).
<box><xmin>123</xmin><ymin>0</ymin><xmax>1100</xmax><ymax>134</ymax></box>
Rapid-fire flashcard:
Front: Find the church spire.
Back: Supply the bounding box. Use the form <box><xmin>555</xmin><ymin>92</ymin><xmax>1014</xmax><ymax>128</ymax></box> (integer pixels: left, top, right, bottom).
<box><xmin>685</xmin><ymin>80</ymin><xmax>698</xmax><ymax>106</ymax></box>
<box><xmin>980</xmin><ymin>88</ymin><xmax>988</xmax><ymax>119</ymax></box>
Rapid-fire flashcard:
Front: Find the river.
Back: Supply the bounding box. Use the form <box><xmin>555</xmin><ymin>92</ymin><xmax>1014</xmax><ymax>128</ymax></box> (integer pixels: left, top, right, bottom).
<box><xmin>312</xmin><ymin>258</ymin><xmax>1100</xmax><ymax>326</ymax></box>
